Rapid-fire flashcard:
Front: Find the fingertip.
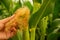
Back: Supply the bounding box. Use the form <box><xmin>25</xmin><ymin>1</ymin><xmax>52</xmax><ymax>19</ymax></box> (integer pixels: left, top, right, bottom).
<box><xmin>1</xmin><ymin>14</ymin><xmax>15</xmax><ymax>24</ymax></box>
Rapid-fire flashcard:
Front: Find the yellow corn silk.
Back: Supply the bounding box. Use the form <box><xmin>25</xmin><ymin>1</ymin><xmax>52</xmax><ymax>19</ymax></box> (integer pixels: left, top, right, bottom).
<box><xmin>5</xmin><ymin>7</ymin><xmax>30</xmax><ymax>31</ymax></box>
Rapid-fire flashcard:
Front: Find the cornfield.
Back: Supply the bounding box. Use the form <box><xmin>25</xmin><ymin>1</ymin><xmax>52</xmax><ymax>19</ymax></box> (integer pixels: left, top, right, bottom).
<box><xmin>0</xmin><ymin>0</ymin><xmax>60</xmax><ymax>40</ymax></box>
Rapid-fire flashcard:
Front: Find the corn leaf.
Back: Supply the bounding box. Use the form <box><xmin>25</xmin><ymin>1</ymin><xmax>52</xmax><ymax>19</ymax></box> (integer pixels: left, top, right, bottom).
<box><xmin>32</xmin><ymin>2</ymin><xmax>41</xmax><ymax>14</ymax></box>
<box><xmin>20</xmin><ymin>0</ymin><xmax>33</xmax><ymax>12</ymax></box>
<box><xmin>40</xmin><ymin>1</ymin><xmax>55</xmax><ymax>34</ymax></box>
<box><xmin>47</xmin><ymin>19</ymin><xmax>60</xmax><ymax>34</ymax></box>
<box><xmin>29</xmin><ymin>0</ymin><xmax>51</xmax><ymax>40</ymax></box>
<box><xmin>53</xmin><ymin>0</ymin><xmax>60</xmax><ymax>19</ymax></box>
<box><xmin>13</xmin><ymin>1</ymin><xmax>22</xmax><ymax>13</ymax></box>
<box><xmin>0</xmin><ymin>0</ymin><xmax>10</xmax><ymax>11</ymax></box>
<box><xmin>33</xmin><ymin>0</ymin><xmax>42</xmax><ymax>3</ymax></box>
<box><xmin>29</xmin><ymin>0</ymin><xmax>51</xmax><ymax>28</ymax></box>
<box><xmin>47</xmin><ymin>32</ymin><xmax>60</xmax><ymax>40</ymax></box>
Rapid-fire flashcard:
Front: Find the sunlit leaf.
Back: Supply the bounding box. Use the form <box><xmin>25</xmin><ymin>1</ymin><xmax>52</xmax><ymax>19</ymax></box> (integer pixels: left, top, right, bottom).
<box><xmin>32</xmin><ymin>2</ymin><xmax>41</xmax><ymax>14</ymax></box>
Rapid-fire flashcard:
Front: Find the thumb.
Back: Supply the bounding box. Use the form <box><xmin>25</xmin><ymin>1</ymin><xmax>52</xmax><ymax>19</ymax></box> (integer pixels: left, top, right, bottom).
<box><xmin>0</xmin><ymin>14</ymin><xmax>15</xmax><ymax>24</ymax></box>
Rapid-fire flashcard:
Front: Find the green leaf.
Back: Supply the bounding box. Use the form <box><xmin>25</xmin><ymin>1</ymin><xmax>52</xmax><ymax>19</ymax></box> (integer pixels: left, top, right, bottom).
<box><xmin>0</xmin><ymin>0</ymin><xmax>10</xmax><ymax>11</ymax></box>
<box><xmin>32</xmin><ymin>2</ymin><xmax>41</xmax><ymax>14</ymax></box>
<box><xmin>47</xmin><ymin>32</ymin><xmax>60</xmax><ymax>40</ymax></box>
<box><xmin>53</xmin><ymin>0</ymin><xmax>60</xmax><ymax>19</ymax></box>
<box><xmin>29</xmin><ymin>0</ymin><xmax>51</xmax><ymax>28</ymax></box>
<box><xmin>13</xmin><ymin>1</ymin><xmax>22</xmax><ymax>12</ymax></box>
<box><xmin>33</xmin><ymin>0</ymin><xmax>42</xmax><ymax>3</ymax></box>
<box><xmin>20</xmin><ymin>0</ymin><xmax>33</xmax><ymax>12</ymax></box>
<box><xmin>24</xmin><ymin>1</ymin><xmax>33</xmax><ymax>12</ymax></box>
<box><xmin>52</xmin><ymin>19</ymin><xmax>60</xmax><ymax>28</ymax></box>
<box><xmin>47</xmin><ymin>19</ymin><xmax>60</xmax><ymax>34</ymax></box>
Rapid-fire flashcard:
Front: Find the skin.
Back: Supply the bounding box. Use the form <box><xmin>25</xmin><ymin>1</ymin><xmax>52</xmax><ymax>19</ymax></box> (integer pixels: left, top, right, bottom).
<box><xmin>0</xmin><ymin>14</ymin><xmax>17</xmax><ymax>40</ymax></box>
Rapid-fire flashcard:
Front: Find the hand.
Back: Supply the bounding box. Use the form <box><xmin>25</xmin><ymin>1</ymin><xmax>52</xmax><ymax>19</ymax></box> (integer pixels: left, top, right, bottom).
<box><xmin>0</xmin><ymin>14</ymin><xmax>17</xmax><ymax>40</ymax></box>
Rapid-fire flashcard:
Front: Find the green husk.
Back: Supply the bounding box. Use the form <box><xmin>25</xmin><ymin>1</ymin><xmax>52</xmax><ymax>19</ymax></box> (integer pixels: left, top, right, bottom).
<box><xmin>23</xmin><ymin>27</ymin><xmax>30</xmax><ymax>40</ymax></box>
<box><xmin>30</xmin><ymin>28</ymin><xmax>36</xmax><ymax>40</ymax></box>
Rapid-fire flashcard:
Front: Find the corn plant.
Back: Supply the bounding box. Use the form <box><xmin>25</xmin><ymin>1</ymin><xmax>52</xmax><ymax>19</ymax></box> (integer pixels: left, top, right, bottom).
<box><xmin>0</xmin><ymin>0</ymin><xmax>60</xmax><ymax>40</ymax></box>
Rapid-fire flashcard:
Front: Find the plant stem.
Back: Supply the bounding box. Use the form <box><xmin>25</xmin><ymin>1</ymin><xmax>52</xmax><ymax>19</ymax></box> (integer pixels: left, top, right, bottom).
<box><xmin>30</xmin><ymin>28</ymin><xmax>36</xmax><ymax>40</ymax></box>
<box><xmin>23</xmin><ymin>27</ymin><xmax>30</xmax><ymax>40</ymax></box>
<box><xmin>17</xmin><ymin>30</ymin><xmax>23</xmax><ymax>40</ymax></box>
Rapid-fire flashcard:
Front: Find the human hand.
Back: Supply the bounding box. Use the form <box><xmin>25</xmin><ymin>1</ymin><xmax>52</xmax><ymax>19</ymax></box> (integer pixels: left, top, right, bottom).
<box><xmin>0</xmin><ymin>14</ymin><xmax>17</xmax><ymax>40</ymax></box>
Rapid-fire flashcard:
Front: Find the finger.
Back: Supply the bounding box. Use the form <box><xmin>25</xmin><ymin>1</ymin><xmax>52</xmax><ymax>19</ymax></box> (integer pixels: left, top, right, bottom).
<box><xmin>9</xmin><ymin>22</ymin><xmax>17</xmax><ymax>31</ymax></box>
<box><xmin>6</xmin><ymin>31</ymin><xmax>15</xmax><ymax>39</ymax></box>
<box><xmin>5</xmin><ymin>27</ymin><xmax>17</xmax><ymax>39</ymax></box>
<box><xmin>0</xmin><ymin>14</ymin><xmax>15</xmax><ymax>24</ymax></box>
<box><xmin>0</xmin><ymin>24</ymin><xmax>4</xmax><ymax>31</ymax></box>
<box><xmin>4</xmin><ymin>21</ymin><xmax>17</xmax><ymax>32</ymax></box>
<box><xmin>10</xmin><ymin>27</ymin><xmax>17</xmax><ymax>32</ymax></box>
<box><xmin>5</xmin><ymin>28</ymin><xmax>17</xmax><ymax>39</ymax></box>
<box><xmin>0</xmin><ymin>31</ymin><xmax>13</xmax><ymax>39</ymax></box>
<box><xmin>0</xmin><ymin>31</ymin><xmax>16</xmax><ymax>40</ymax></box>
<box><xmin>0</xmin><ymin>32</ymin><xmax>8</xmax><ymax>39</ymax></box>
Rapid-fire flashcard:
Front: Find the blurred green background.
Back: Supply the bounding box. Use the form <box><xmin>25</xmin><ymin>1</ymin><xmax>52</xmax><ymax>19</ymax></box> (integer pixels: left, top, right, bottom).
<box><xmin>0</xmin><ymin>0</ymin><xmax>60</xmax><ymax>40</ymax></box>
